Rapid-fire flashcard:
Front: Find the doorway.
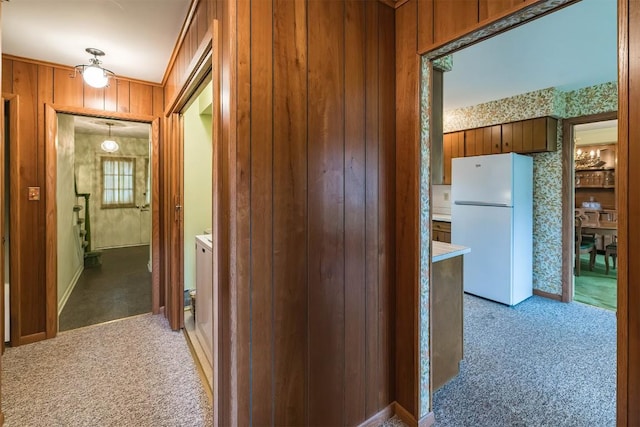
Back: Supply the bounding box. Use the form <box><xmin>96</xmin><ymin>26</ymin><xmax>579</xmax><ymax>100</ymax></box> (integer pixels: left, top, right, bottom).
<box><xmin>572</xmin><ymin>118</ymin><xmax>618</xmax><ymax>311</ymax></box>
<box><xmin>180</xmin><ymin>77</ymin><xmax>214</xmax><ymax>390</ymax></box>
<box><xmin>56</xmin><ymin>114</ymin><xmax>153</xmax><ymax>331</ymax></box>
<box><xmin>431</xmin><ymin>0</ymin><xmax>617</xmax><ymax>423</ymax></box>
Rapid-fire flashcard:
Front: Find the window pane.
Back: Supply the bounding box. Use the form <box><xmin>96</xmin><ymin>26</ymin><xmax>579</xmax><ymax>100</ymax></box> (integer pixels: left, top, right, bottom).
<box><xmin>102</xmin><ymin>158</ymin><xmax>135</xmax><ymax>207</ymax></box>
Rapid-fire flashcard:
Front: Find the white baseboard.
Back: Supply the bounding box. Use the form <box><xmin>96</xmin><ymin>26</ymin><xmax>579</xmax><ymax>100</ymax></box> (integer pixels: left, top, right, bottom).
<box><xmin>58</xmin><ymin>265</ymin><xmax>84</xmax><ymax>316</ymax></box>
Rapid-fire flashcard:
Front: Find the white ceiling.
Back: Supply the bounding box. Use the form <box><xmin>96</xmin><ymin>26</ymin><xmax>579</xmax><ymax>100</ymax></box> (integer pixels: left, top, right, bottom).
<box><xmin>444</xmin><ymin>0</ymin><xmax>617</xmax><ymax>111</ymax></box>
<box><xmin>2</xmin><ymin>0</ymin><xmax>191</xmax><ymax>84</ymax></box>
<box><xmin>73</xmin><ymin>115</ymin><xmax>150</xmax><ymax>139</ymax></box>
<box><xmin>574</xmin><ymin>119</ymin><xmax>618</xmax><ymax>146</ymax></box>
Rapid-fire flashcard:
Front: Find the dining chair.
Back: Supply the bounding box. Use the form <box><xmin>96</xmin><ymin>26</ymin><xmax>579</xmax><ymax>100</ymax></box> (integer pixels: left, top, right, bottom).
<box><xmin>605</xmin><ymin>237</ymin><xmax>617</xmax><ymax>275</ymax></box>
<box><xmin>575</xmin><ymin>215</ymin><xmax>596</xmax><ymax>276</ymax></box>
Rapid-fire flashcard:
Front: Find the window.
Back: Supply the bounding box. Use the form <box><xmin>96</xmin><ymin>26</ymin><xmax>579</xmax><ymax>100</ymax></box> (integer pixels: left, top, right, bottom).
<box><xmin>102</xmin><ymin>157</ymin><xmax>135</xmax><ymax>208</ymax></box>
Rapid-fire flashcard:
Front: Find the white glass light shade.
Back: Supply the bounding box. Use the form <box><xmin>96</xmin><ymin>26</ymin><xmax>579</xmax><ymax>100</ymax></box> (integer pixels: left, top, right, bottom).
<box><xmin>101</xmin><ymin>139</ymin><xmax>119</xmax><ymax>153</ymax></box>
<box><xmin>83</xmin><ymin>65</ymin><xmax>109</xmax><ymax>88</ymax></box>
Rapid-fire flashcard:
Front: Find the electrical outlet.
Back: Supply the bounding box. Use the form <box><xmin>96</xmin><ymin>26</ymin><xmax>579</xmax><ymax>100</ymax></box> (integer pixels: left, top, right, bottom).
<box><xmin>444</xmin><ymin>192</ymin><xmax>449</xmax><ymax>201</ymax></box>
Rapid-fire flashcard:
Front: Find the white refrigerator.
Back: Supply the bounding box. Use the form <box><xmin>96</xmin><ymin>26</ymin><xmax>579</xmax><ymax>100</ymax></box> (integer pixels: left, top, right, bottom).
<box><xmin>451</xmin><ymin>153</ymin><xmax>533</xmax><ymax>306</ymax></box>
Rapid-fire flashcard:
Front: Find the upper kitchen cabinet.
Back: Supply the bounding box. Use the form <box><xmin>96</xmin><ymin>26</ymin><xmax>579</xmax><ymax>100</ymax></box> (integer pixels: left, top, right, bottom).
<box><xmin>479</xmin><ymin>0</ymin><xmax>526</xmax><ymax>22</ymax></box>
<box><xmin>462</xmin><ymin>126</ymin><xmax>498</xmax><ymax>157</ymax></box>
<box><xmin>433</xmin><ymin>0</ymin><xmax>478</xmax><ymax>46</ymax></box>
<box><xmin>443</xmin><ymin>131</ymin><xmax>465</xmax><ymax>184</ymax></box>
<box><xmin>502</xmin><ymin>117</ymin><xmax>558</xmax><ymax>153</ymax></box>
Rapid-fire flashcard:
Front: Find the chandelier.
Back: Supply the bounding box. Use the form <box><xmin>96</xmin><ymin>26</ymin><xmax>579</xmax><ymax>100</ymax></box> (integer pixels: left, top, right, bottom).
<box><xmin>575</xmin><ymin>147</ymin><xmax>605</xmax><ymax>170</ymax></box>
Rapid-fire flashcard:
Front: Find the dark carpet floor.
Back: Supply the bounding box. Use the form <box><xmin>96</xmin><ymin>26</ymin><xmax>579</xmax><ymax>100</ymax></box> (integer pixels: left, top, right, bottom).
<box><xmin>58</xmin><ymin>245</ymin><xmax>152</xmax><ymax>331</ymax></box>
<box><xmin>432</xmin><ymin>294</ymin><xmax>615</xmax><ymax>426</ymax></box>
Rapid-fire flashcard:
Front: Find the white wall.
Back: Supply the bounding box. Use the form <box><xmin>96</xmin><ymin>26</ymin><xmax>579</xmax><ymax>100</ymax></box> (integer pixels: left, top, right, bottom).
<box><xmin>57</xmin><ymin>114</ymin><xmax>84</xmax><ymax>307</ymax></box>
<box><xmin>74</xmin><ymin>132</ymin><xmax>150</xmax><ymax>249</ymax></box>
<box><xmin>183</xmin><ymin>81</ymin><xmax>213</xmax><ymax>292</ymax></box>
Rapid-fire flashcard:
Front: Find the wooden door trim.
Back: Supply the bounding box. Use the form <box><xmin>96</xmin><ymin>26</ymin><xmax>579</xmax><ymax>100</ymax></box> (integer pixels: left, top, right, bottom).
<box><xmin>44</xmin><ymin>104</ymin><xmax>162</xmax><ymax>337</ymax></box>
<box><xmin>2</xmin><ymin>93</ymin><xmax>19</xmax><ymax>345</ymax></box>
<box><xmin>151</xmin><ymin>118</ymin><xmax>161</xmax><ymax>314</ymax></box>
<box><xmin>561</xmin><ymin>112</ymin><xmax>618</xmax><ymax>303</ymax></box>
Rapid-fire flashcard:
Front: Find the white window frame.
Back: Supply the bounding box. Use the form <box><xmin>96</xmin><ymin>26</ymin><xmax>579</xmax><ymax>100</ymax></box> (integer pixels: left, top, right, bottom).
<box><xmin>101</xmin><ymin>157</ymin><xmax>136</xmax><ymax>209</ymax></box>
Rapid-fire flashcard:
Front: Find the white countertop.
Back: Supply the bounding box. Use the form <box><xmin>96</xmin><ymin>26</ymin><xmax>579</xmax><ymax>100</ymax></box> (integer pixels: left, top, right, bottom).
<box><xmin>196</xmin><ymin>234</ymin><xmax>213</xmax><ymax>250</ymax></box>
<box><xmin>432</xmin><ymin>214</ymin><xmax>451</xmax><ymax>222</ymax></box>
<box><xmin>432</xmin><ymin>241</ymin><xmax>470</xmax><ymax>262</ymax></box>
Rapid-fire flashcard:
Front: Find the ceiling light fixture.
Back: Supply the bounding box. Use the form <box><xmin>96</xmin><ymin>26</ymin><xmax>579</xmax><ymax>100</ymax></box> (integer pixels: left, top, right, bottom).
<box><xmin>73</xmin><ymin>48</ymin><xmax>115</xmax><ymax>89</ymax></box>
<box><xmin>101</xmin><ymin>123</ymin><xmax>119</xmax><ymax>153</ymax></box>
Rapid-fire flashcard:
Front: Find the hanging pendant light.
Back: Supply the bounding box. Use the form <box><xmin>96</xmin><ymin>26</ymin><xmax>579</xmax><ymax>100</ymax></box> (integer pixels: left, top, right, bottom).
<box><xmin>101</xmin><ymin>123</ymin><xmax>119</xmax><ymax>153</ymax></box>
<box><xmin>73</xmin><ymin>48</ymin><xmax>115</xmax><ymax>89</ymax></box>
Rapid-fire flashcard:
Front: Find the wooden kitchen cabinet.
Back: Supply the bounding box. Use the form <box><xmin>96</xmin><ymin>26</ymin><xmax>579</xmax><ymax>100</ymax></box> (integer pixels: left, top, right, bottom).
<box><xmin>443</xmin><ymin>131</ymin><xmax>464</xmax><ymax>184</ymax></box>
<box><xmin>502</xmin><ymin>117</ymin><xmax>556</xmax><ymax>154</ymax></box>
<box><xmin>433</xmin><ymin>220</ymin><xmax>451</xmax><ymax>243</ymax></box>
<box><xmin>518</xmin><ymin>117</ymin><xmax>557</xmax><ymax>153</ymax></box>
<box><xmin>490</xmin><ymin>124</ymin><xmax>502</xmax><ymax>154</ymax></box>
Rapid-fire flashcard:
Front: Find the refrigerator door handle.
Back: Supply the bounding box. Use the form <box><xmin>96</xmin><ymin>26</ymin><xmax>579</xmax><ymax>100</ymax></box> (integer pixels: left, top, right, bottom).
<box><xmin>454</xmin><ymin>201</ymin><xmax>511</xmax><ymax>208</ymax></box>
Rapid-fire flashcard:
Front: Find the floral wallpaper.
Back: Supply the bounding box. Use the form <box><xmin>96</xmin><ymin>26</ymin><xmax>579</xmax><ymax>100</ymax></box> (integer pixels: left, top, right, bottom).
<box><xmin>419</xmin><ymin>56</ymin><xmax>431</xmax><ymax>417</ymax></box>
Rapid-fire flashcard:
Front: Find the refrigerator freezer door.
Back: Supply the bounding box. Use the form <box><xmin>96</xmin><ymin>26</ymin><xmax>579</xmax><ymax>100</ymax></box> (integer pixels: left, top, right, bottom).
<box><xmin>452</xmin><ymin>154</ymin><xmax>514</xmax><ymax>206</ymax></box>
<box><xmin>452</xmin><ymin>203</ymin><xmax>513</xmax><ymax>304</ymax></box>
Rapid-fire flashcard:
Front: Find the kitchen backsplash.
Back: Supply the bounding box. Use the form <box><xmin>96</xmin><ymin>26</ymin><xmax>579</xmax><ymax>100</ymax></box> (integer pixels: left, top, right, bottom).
<box><xmin>432</xmin><ymin>184</ymin><xmax>452</xmax><ymax>215</ymax></box>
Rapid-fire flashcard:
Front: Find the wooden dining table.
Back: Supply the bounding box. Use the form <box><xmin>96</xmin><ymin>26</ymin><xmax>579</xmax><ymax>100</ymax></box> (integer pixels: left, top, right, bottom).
<box><xmin>581</xmin><ymin>220</ymin><xmax>618</xmax><ymax>237</ymax></box>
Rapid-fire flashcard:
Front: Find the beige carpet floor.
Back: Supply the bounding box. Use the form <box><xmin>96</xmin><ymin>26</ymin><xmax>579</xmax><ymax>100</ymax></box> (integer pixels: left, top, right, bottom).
<box><xmin>2</xmin><ymin>314</ymin><xmax>212</xmax><ymax>427</ymax></box>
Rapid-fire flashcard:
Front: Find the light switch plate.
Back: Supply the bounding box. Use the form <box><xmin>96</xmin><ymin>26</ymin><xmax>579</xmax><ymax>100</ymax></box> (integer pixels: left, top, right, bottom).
<box><xmin>28</xmin><ymin>187</ymin><xmax>40</xmax><ymax>201</ymax></box>
<box><xmin>444</xmin><ymin>192</ymin><xmax>449</xmax><ymax>201</ymax></box>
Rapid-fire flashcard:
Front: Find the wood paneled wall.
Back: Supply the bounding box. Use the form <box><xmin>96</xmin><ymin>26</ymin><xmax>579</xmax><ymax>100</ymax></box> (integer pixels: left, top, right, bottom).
<box><xmin>395</xmin><ymin>0</ymin><xmax>420</xmax><ymax>419</ymax></box>
<box><xmin>1</xmin><ymin>56</ymin><xmax>162</xmax><ymax>345</ymax></box>
<box><xmin>217</xmin><ymin>1</ymin><xmax>396</xmax><ymax>425</ymax></box>
<box><xmin>163</xmin><ymin>0</ymin><xmax>217</xmax><ymax>113</ymax></box>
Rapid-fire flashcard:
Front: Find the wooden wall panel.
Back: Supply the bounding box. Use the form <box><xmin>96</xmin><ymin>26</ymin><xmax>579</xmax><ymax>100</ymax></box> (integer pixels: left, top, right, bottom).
<box><xmin>272</xmin><ymin>0</ymin><xmax>309</xmax><ymax>424</ymax></box>
<box><xmin>12</xmin><ymin>61</ymin><xmax>44</xmax><ymax>338</ymax></box>
<box><xmin>365</xmin><ymin>1</ymin><xmax>381</xmax><ymax>418</ymax></box>
<box><xmin>344</xmin><ymin>1</ymin><xmax>367</xmax><ymax>424</ymax></box>
<box><xmin>433</xmin><ymin>0</ymin><xmax>478</xmax><ymax>45</ymax></box>
<box><xmin>219</xmin><ymin>1</ymin><xmax>396</xmax><ymax>424</ymax></box>
<box><xmin>53</xmin><ymin>67</ymin><xmax>83</xmax><ymax>107</ymax></box>
<box><xmin>249</xmin><ymin>0</ymin><xmax>274</xmax><ymax>423</ymax></box>
<box><xmin>308</xmin><ymin>1</ymin><xmax>346</xmax><ymax>424</ymax></box>
<box><xmin>235</xmin><ymin>0</ymin><xmax>252</xmax><ymax>423</ymax></box>
<box><xmin>2</xmin><ymin>57</ymin><xmax>12</xmax><ymax>92</ymax></box>
<box><xmin>117</xmin><ymin>80</ymin><xmax>130</xmax><ymax>113</ymax></box>
<box><xmin>104</xmin><ymin>83</ymin><xmax>117</xmax><ymax>112</ymax></box>
<box><xmin>378</xmin><ymin>3</ymin><xmax>396</xmax><ymax>413</ymax></box>
<box><xmin>152</xmin><ymin>86</ymin><xmax>164</xmax><ymax>117</ymax></box>
<box><xmin>163</xmin><ymin>0</ymin><xmax>215</xmax><ymax>112</ymax></box>
<box><xmin>2</xmin><ymin>56</ymin><xmax>161</xmax><ymax>345</ymax></box>
<box><xmin>129</xmin><ymin>82</ymin><xmax>153</xmax><ymax>116</ymax></box>
<box><xmin>418</xmin><ymin>0</ymin><xmax>434</xmax><ymax>53</ymax></box>
<box><xmin>479</xmin><ymin>0</ymin><xmax>524</xmax><ymax>21</ymax></box>
<box><xmin>395</xmin><ymin>0</ymin><xmax>419</xmax><ymax>417</ymax></box>
<box><xmin>83</xmin><ymin>85</ymin><xmax>105</xmax><ymax>110</ymax></box>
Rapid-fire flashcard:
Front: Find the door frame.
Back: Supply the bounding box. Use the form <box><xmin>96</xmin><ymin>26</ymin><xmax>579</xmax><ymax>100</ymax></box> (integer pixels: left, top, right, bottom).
<box><xmin>161</xmin><ymin>31</ymin><xmax>213</xmax><ymax>333</ymax></box>
<box><xmin>44</xmin><ymin>104</ymin><xmax>160</xmax><ymax>337</ymax></box>
<box><xmin>2</xmin><ymin>94</ymin><xmax>17</xmax><ymax>346</ymax></box>
<box><xmin>561</xmin><ymin>111</ymin><xmax>618</xmax><ymax>302</ymax></box>
<box><xmin>418</xmin><ymin>0</ymin><xmax>628</xmax><ymax>420</ymax></box>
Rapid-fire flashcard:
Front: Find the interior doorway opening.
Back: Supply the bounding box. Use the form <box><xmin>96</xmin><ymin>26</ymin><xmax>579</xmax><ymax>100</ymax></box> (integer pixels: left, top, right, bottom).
<box><xmin>56</xmin><ymin>114</ymin><xmax>153</xmax><ymax>332</ymax></box>
<box><xmin>180</xmin><ymin>75</ymin><xmax>214</xmax><ymax>393</ymax></box>
<box><xmin>572</xmin><ymin>119</ymin><xmax>618</xmax><ymax>311</ymax></box>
